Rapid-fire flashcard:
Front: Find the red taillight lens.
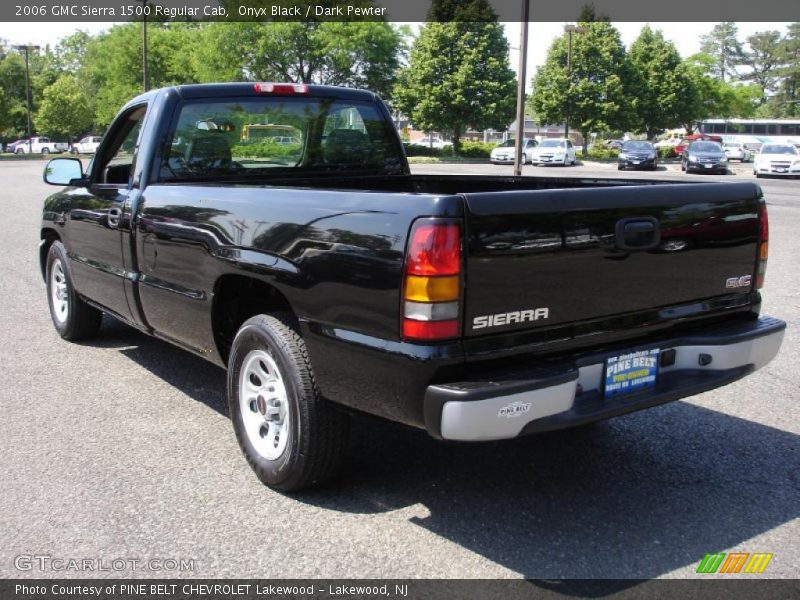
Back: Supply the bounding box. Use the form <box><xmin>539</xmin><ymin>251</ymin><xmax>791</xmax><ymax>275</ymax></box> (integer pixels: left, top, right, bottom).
<box><xmin>254</xmin><ymin>83</ymin><xmax>309</xmax><ymax>95</ymax></box>
<box><xmin>402</xmin><ymin>319</ymin><xmax>459</xmax><ymax>340</ymax></box>
<box><xmin>402</xmin><ymin>219</ymin><xmax>462</xmax><ymax>341</ymax></box>
<box><xmin>406</xmin><ymin>222</ymin><xmax>461</xmax><ymax>276</ymax></box>
<box><xmin>756</xmin><ymin>202</ymin><xmax>769</xmax><ymax>289</ymax></box>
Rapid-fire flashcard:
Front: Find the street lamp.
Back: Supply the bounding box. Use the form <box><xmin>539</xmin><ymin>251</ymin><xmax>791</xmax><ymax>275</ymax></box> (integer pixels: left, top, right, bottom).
<box><xmin>563</xmin><ymin>24</ymin><xmax>586</xmax><ymax>141</ymax></box>
<box><xmin>512</xmin><ymin>0</ymin><xmax>530</xmax><ymax>177</ymax></box>
<box><xmin>135</xmin><ymin>0</ymin><xmax>149</xmax><ymax>91</ymax></box>
<box><xmin>13</xmin><ymin>44</ymin><xmax>40</xmax><ymax>154</ymax></box>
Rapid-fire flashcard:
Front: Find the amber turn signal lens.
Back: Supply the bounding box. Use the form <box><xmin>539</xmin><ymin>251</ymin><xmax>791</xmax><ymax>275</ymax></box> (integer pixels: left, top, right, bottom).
<box><xmin>404</xmin><ymin>275</ymin><xmax>459</xmax><ymax>302</ymax></box>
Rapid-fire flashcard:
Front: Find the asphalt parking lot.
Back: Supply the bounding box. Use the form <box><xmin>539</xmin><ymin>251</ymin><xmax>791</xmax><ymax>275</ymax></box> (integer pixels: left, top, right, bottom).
<box><xmin>0</xmin><ymin>159</ymin><xmax>798</xmax><ymax>581</ymax></box>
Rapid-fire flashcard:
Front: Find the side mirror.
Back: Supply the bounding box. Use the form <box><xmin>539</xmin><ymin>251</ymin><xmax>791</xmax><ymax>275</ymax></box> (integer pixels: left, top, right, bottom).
<box><xmin>43</xmin><ymin>157</ymin><xmax>84</xmax><ymax>186</ymax></box>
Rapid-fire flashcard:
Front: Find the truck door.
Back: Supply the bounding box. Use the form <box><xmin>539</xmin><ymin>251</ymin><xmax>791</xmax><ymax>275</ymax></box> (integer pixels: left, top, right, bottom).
<box><xmin>64</xmin><ymin>104</ymin><xmax>148</xmax><ymax>323</ymax></box>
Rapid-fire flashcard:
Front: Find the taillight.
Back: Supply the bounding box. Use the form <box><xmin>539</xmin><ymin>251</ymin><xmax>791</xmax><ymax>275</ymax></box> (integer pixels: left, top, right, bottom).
<box><xmin>254</xmin><ymin>83</ymin><xmax>309</xmax><ymax>95</ymax></box>
<box><xmin>756</xmin><ymin>202</ymin><xmax>769</xmax><ymax>289</ymax></box>
<box><xmin>402</xmin><ymin>219</ymin><xmax>462</xmax><ymax>341</ymax></box>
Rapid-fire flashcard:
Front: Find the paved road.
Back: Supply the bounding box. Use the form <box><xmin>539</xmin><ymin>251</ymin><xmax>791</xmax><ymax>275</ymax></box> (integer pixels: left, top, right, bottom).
<box><xmin>0</xmin><ymin>160</ymin><xmax>797</xmax><ymax>581</ymax></box>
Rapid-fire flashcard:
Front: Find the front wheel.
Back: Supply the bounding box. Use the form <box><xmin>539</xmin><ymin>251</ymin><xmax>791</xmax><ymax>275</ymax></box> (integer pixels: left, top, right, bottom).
<box><xmin>46</xmin><ymin>241</ymin><xmax>102</xmax><ymax>340</ymax></box>
<box><xmin>228</xmin><ymin>314</ymin><xmax>349</xmax><ymax>492</ymax></box>
<box><xmin>41</xmin><ymin>148</ymin><xmax>50</xmax><ymax>155</ymax></box>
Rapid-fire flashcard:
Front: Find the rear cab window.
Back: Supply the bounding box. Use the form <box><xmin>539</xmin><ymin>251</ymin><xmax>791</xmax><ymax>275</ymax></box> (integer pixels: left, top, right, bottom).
<box><xmin>159</xmin><ymin>95</ymin><xmax>405</xmax><ymax>182</ymax></box>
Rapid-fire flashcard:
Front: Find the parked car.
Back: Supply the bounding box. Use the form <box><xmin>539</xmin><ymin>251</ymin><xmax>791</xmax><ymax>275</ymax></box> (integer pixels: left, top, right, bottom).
<box><xmin>6</xmin><ymin>139</ymin><xmax>28</xmax><ymax>153</ymax></box>
<box><xmin>14</xmin><ymin>137</ymin><xmax>68</xmax><ymax>154</ymax></box>
<box><xmin>70</xmin><ymin>136</ymin><xmax>103</xmax><ymax>155</ymax></box>
<box><xmin>723</xmin><ymin>142</ymin><xmax>752</xmax><ymax>162</ymax></box>
<box><xmin>39</xmin><ymin>82</ymin><xmax>783</xmax><ymax>491</ymax></box>
<box><xmin>682</xmin><ymin>141</ymin><xmax>728</xmax><ymax>174</ymax></box>
<box><xmin>413</xmin><ymin>137</ymin><xmax>451</xmax><ymax>149</ymax></box>
<box><xmin>617</xmin><ymin>140</ymin><xmax>658</xmax><ymax>171</ymax></box>
<box><xmin>489</xmin><ymin>138</ymin><xmax>537</xmax><ymax>164</ymax></box>
<box><xmin>529</xmin><ymin>138</ymin><xmax>577</xmax><ymax>166</ymax></box>
<box><xmin>753</xmin><ymin>143</ymin><xmax>800</xmax><ymax>178</ymax></box>
<box><xmin>675</xmin><ymin>134</ymin><xmax>723</xmax><ymax>157</ymax></box>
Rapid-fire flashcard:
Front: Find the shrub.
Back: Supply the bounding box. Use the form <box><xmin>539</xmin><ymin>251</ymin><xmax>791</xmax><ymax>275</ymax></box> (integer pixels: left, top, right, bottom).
<box><xmin>231</xmin><ymin>141</ymin><xmax>302</xmax><ymax>159</ymax></box>
<box><xmin>404</xmin><ymin>143</ymin><xmax>448</xmax><ymax>157</ymax></box>
<box><xmin>457</xmin><ymin>141</ymin><xmax>496</xmax><ymax>158</ymax></box>
<box><xmin>584</xmin><ymin>146</ymin><xmax>620</xmax><ymax>160</ymax></box>
<box><xmin>657</xmin><ymin>146</ymin><xmax>677</xmax><ymax>159</ymax></box>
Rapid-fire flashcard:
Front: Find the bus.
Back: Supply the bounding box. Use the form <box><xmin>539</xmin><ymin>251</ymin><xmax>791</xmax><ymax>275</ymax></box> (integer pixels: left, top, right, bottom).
<box><xmin>698</xmin><ymin>119</ymin><xmax>800</xmax><ymax>149</ymax></box>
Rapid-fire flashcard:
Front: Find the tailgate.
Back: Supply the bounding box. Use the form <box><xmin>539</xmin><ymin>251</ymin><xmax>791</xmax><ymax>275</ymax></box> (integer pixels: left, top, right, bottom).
<box><xmin>463</xmin><ymin>183</ymin><xmax>761</xmax><ymax>337</ymax></box>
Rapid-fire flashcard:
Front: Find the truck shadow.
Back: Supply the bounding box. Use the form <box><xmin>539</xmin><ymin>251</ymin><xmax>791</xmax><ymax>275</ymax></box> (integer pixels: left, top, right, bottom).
<box><xmin>94</xmin><ymin>317</ymin><xmax>799</xmax><ymax>586</ymax></box>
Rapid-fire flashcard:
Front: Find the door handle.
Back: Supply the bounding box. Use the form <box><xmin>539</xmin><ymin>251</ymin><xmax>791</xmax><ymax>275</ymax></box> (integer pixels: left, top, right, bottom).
<box><xmin>108</xmin><ymin>207</ymin><xmax>122</xmax><ymax>228</ymax></box>
<box><xmin>615</xmin><ymin>217</ymin><xmax>660</xmax><ymax>251</ymax></box>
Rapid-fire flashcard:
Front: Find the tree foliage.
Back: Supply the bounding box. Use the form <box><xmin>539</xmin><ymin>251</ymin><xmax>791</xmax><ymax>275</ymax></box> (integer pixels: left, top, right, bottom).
<box><xmin>191</xmin><ymin>21</ymin><xmax>404</xmax><ymax>101</ymax></box>
<box><xmin>700</xmin><ymin>22</ymin><xmax>744</xmax><ymax>81</ymax></box>
<box><xmin>35</xmin><ymin>74</ymin><xmax>93</xmax><ymax>141</ymax></box>
<box><xmin>395</xmin><ymin>0</ymin><xmax>516</xmax><ymax>152</ymax></box>
<box><xmin>628</xmin><ymin>26</ymin><xmax>690</xmax><ymax>139</ymax></box>
<box><xmin>531</xmin><ymin>20</ymin><xmax>632</xmax><ymax>152</ymax></box>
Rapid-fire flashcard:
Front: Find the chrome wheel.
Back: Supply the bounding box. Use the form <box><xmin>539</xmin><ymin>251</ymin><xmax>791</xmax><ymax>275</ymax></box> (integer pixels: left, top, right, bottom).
<box><xmin>239</xmin><ymin>349</ymin><xmax>290</xmax><ymax>460</ymax></box>
<box><xmin>50</xmin><ymin>259</ymin><xmax>69</xmax><ymax>324</ymax></box>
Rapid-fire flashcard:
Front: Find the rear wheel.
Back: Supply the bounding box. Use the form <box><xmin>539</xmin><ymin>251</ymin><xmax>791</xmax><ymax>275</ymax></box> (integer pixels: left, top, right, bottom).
<box><xmin>228</xmin><ymin>314</ymin><xmax>349</xmax><ymax>492</ymax></box>
<box><xmin>15</xmin><ymin>148</ymin><xmax>23</xmax><ymax>155</ymax></box>
<box><xmin>46</xmin><ymin>241</ymin><xmax>102</xmax><ymax>341</ymax></box>
<box><xmin>41</xmin><ymin>147</ymin><xmax>50</xmax><ymax>155</ymax></box>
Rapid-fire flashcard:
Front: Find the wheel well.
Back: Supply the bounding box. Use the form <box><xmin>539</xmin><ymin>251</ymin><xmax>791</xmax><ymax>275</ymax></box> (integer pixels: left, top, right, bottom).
<box><xmin>40</xmin><ymin>229</ymin><xmax>60</xmax><ymax>280</ymax></box>
<box><xmin>212</xmin><ymin>275</ymin><xmax>294</xmax><ymax>365</ymax></box>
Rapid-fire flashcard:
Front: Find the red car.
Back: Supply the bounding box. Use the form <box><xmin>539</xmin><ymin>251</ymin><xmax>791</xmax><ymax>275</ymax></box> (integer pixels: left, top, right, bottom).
<box><xmin>675</xmin><ymin>133</ymin><xmax>723</xmax><ymax>157</ymax></box>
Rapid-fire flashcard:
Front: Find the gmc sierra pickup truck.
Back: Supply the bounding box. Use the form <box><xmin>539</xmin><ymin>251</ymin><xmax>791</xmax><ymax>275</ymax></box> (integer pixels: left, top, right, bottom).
<box><xmin>40</xmin><ymin>83</ymin><xmax>785</xmax><ymax>491</ymax></box>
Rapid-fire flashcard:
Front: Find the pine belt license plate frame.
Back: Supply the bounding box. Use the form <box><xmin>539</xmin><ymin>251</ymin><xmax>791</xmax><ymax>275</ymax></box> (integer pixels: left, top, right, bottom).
<box><xmin>603</xmin><ymin>348</ymin><xmax>660</xmax><ymax>397</ymax></box>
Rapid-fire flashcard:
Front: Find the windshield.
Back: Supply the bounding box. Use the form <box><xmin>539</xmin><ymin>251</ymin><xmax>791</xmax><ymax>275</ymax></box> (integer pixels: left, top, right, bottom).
<box><xmin>761</xmin><ymin>145</ymin><xmax>797</xmax><ymax>155</ymax></box>
<box><xmin>539</xmin><ymin>140</ymin><xmax>564</xmax><ymax>148</ymax></box>
<box><xmin>160</xmin><ymin>97</ymin><xmax>404</xmax><ymax>181</ymax></box>
<box><xmin>499</xmin><ymin>139</ymin><xmax>517</xmax><ymax>147</ymax></box>
<box><xmin>725</xmin><ymin>143</ymin><xmax>742</xmax><ymax>149</ymax></box>
<box><xmin>690</xmin><ymin>142</ymin><xmax>722</xmax><ymax>153</ymax></box>
<box><xmin>621</xmin><ymin>141</ymin><xmax>653</xmax><ymax>151</ymax></box>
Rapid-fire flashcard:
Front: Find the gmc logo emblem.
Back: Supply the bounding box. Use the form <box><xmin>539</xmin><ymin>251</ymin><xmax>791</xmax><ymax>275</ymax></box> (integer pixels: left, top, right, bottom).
<box><xmin>725</xmin><ymin>275</ymin><xmax>752</xmax><ymax>289</ymax></box>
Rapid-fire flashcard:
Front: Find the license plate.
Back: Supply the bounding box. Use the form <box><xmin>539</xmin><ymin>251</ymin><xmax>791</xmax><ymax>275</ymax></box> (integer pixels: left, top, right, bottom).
<box><xmin>775</xmin><ymin>168</ymin><xmax>786</xmax><ymax>173</ymax></box>
<box><xmin>604</xmin><ymin>349</ymin><xmax>660</xmax><ymax>397</ymax></box>
<box><xmin>704</xmin><ymin>164</ymin><xmax>713</xmax><ymax>168</ymax></box>
<box><xmin>632</xmin><ymin>161</ymin><xmax>641</xmax><ymax>164</ymax></box>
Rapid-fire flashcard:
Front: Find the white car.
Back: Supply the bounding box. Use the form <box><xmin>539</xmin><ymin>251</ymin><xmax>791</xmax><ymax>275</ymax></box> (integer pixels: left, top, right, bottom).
<box><xmin>754</xmin><ymin>144</ymin><xmax>800</xmax><ymax>178</ymax></box>
<box><xmin>723</xmin><ymin>142</ymin><xmax>751</xmax><ymax>162</ymax></box>
<box><xmin>655</xmin><ymin>137</ymin><xmax>681</xmax><ymax>149</ymax></box>
<box><xmin>490</xmin><ymin>138</ymin><xmax>538</xmax><ymax>164</ymax></box>
<box><xmin>530</xmin><ymin>138</ymin><xmax>577</xmax><ymax>166</ymax></box>
<box><xmin>70</xmin><ymin>136</ymin><xmax>103</xmax><ymax>154</ymax></box>
<box><xmin>414</xmin><ymin>137</ymin><xmax>451</xmax><ymax>149</ymax></box>
<box><xmin>14</xmin><ymin>136</ymin><xmax>68</xmax><ymax>154</ymax></box>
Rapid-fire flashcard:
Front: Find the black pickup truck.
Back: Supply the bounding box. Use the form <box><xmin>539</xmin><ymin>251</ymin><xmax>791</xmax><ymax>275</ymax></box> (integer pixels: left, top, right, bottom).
<box><xmin>40</xmin><ymin>83</ymin><xmax>785</xmax><ymax>491</ymax></box>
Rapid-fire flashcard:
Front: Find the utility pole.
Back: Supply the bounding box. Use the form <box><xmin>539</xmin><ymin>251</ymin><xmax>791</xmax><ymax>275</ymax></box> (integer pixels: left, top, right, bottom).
<box><xmin>563</xmin><ymin>25</ymin><xmax>586</xmax><ymax>141</ymax></box>
<box><xmin>13</xmin><ymin>44</ymin><xmax>40</xmax><ymax>154</ymax></box>
<box><xmin>136</xmin><ymin>0</ymin><xmax>149</xmax><ymax>91</ymax></box>
<box><xmin>512</xmin><ymin>0</ymin><xmax>529</xmax><ymax>177</ymax></box>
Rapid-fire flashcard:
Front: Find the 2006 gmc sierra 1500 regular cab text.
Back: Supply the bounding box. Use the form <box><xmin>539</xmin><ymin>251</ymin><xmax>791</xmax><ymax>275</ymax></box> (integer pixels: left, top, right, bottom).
<box><xmin>40</xmin><ymin>83</ymin><xmax>785</xmax><ymax>491</ymax></box>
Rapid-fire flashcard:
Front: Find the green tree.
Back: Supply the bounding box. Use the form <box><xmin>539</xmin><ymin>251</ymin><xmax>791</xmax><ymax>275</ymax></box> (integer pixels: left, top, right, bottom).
<box><xmin>191</xmin><ymin>21</ymin><xmax>404</xmax><ymax>101</ymax></box>
<box><xmin>739</xmin><ymin>30</ymin><xmax>783</xmax><ymax>103</ymax></box>
<box><xmin>530</xmin><ymin>20</ymin><xmax>633</xmax><ymax>154</ymax></box>
<box><xmin>628</xmin><ymin>26</ymin><xmax>690</xmax><ymax>139</ymax></box>
<box><xmin>700</xmin><ymin>22</ymin><xmax>743</xmax><ymax>81</ymax></box>
<box><xmin>395</xmin><ymin>0</ymin><xmax>516</xmax><ymax>153</ymax></box>
<box><xmin>35</xmin><ymin>74</ymin><xmax>93</xmax><ymax>141</ymax></box>
<box><xmin>0</xmin><ymin>42</ymin><xmax>28</xmax><ymax>139</ymax></box>
<box><xmin>767</xmin><ymin>23</ymin><xmax>800</xmax><ymax>117</ymax></box>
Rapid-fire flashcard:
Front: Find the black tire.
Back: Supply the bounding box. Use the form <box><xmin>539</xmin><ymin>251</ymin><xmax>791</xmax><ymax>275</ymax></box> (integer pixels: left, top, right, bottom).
<box><xmin>15</xmin><ymin>148</ymin><xmax>23</xmax><ymax>155</ymax></box>
<box><xmin>45</xmin><ymin>241</ymin><xmax>102</xmax><ymax>341</ymax></box>
<box><xmin>617</xmin><ymin>164</ymin><xmax>624</xmax><ymax>171</ymax></box>
<box><xmin>41</xmin><ymin>147</ymin><xmax>50</xmax><ymax>155</ymax></box>
<box><xmin>227</xmin><ymin>314</ymin><xmax>349</xmax><ymax>492</ymax></box>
